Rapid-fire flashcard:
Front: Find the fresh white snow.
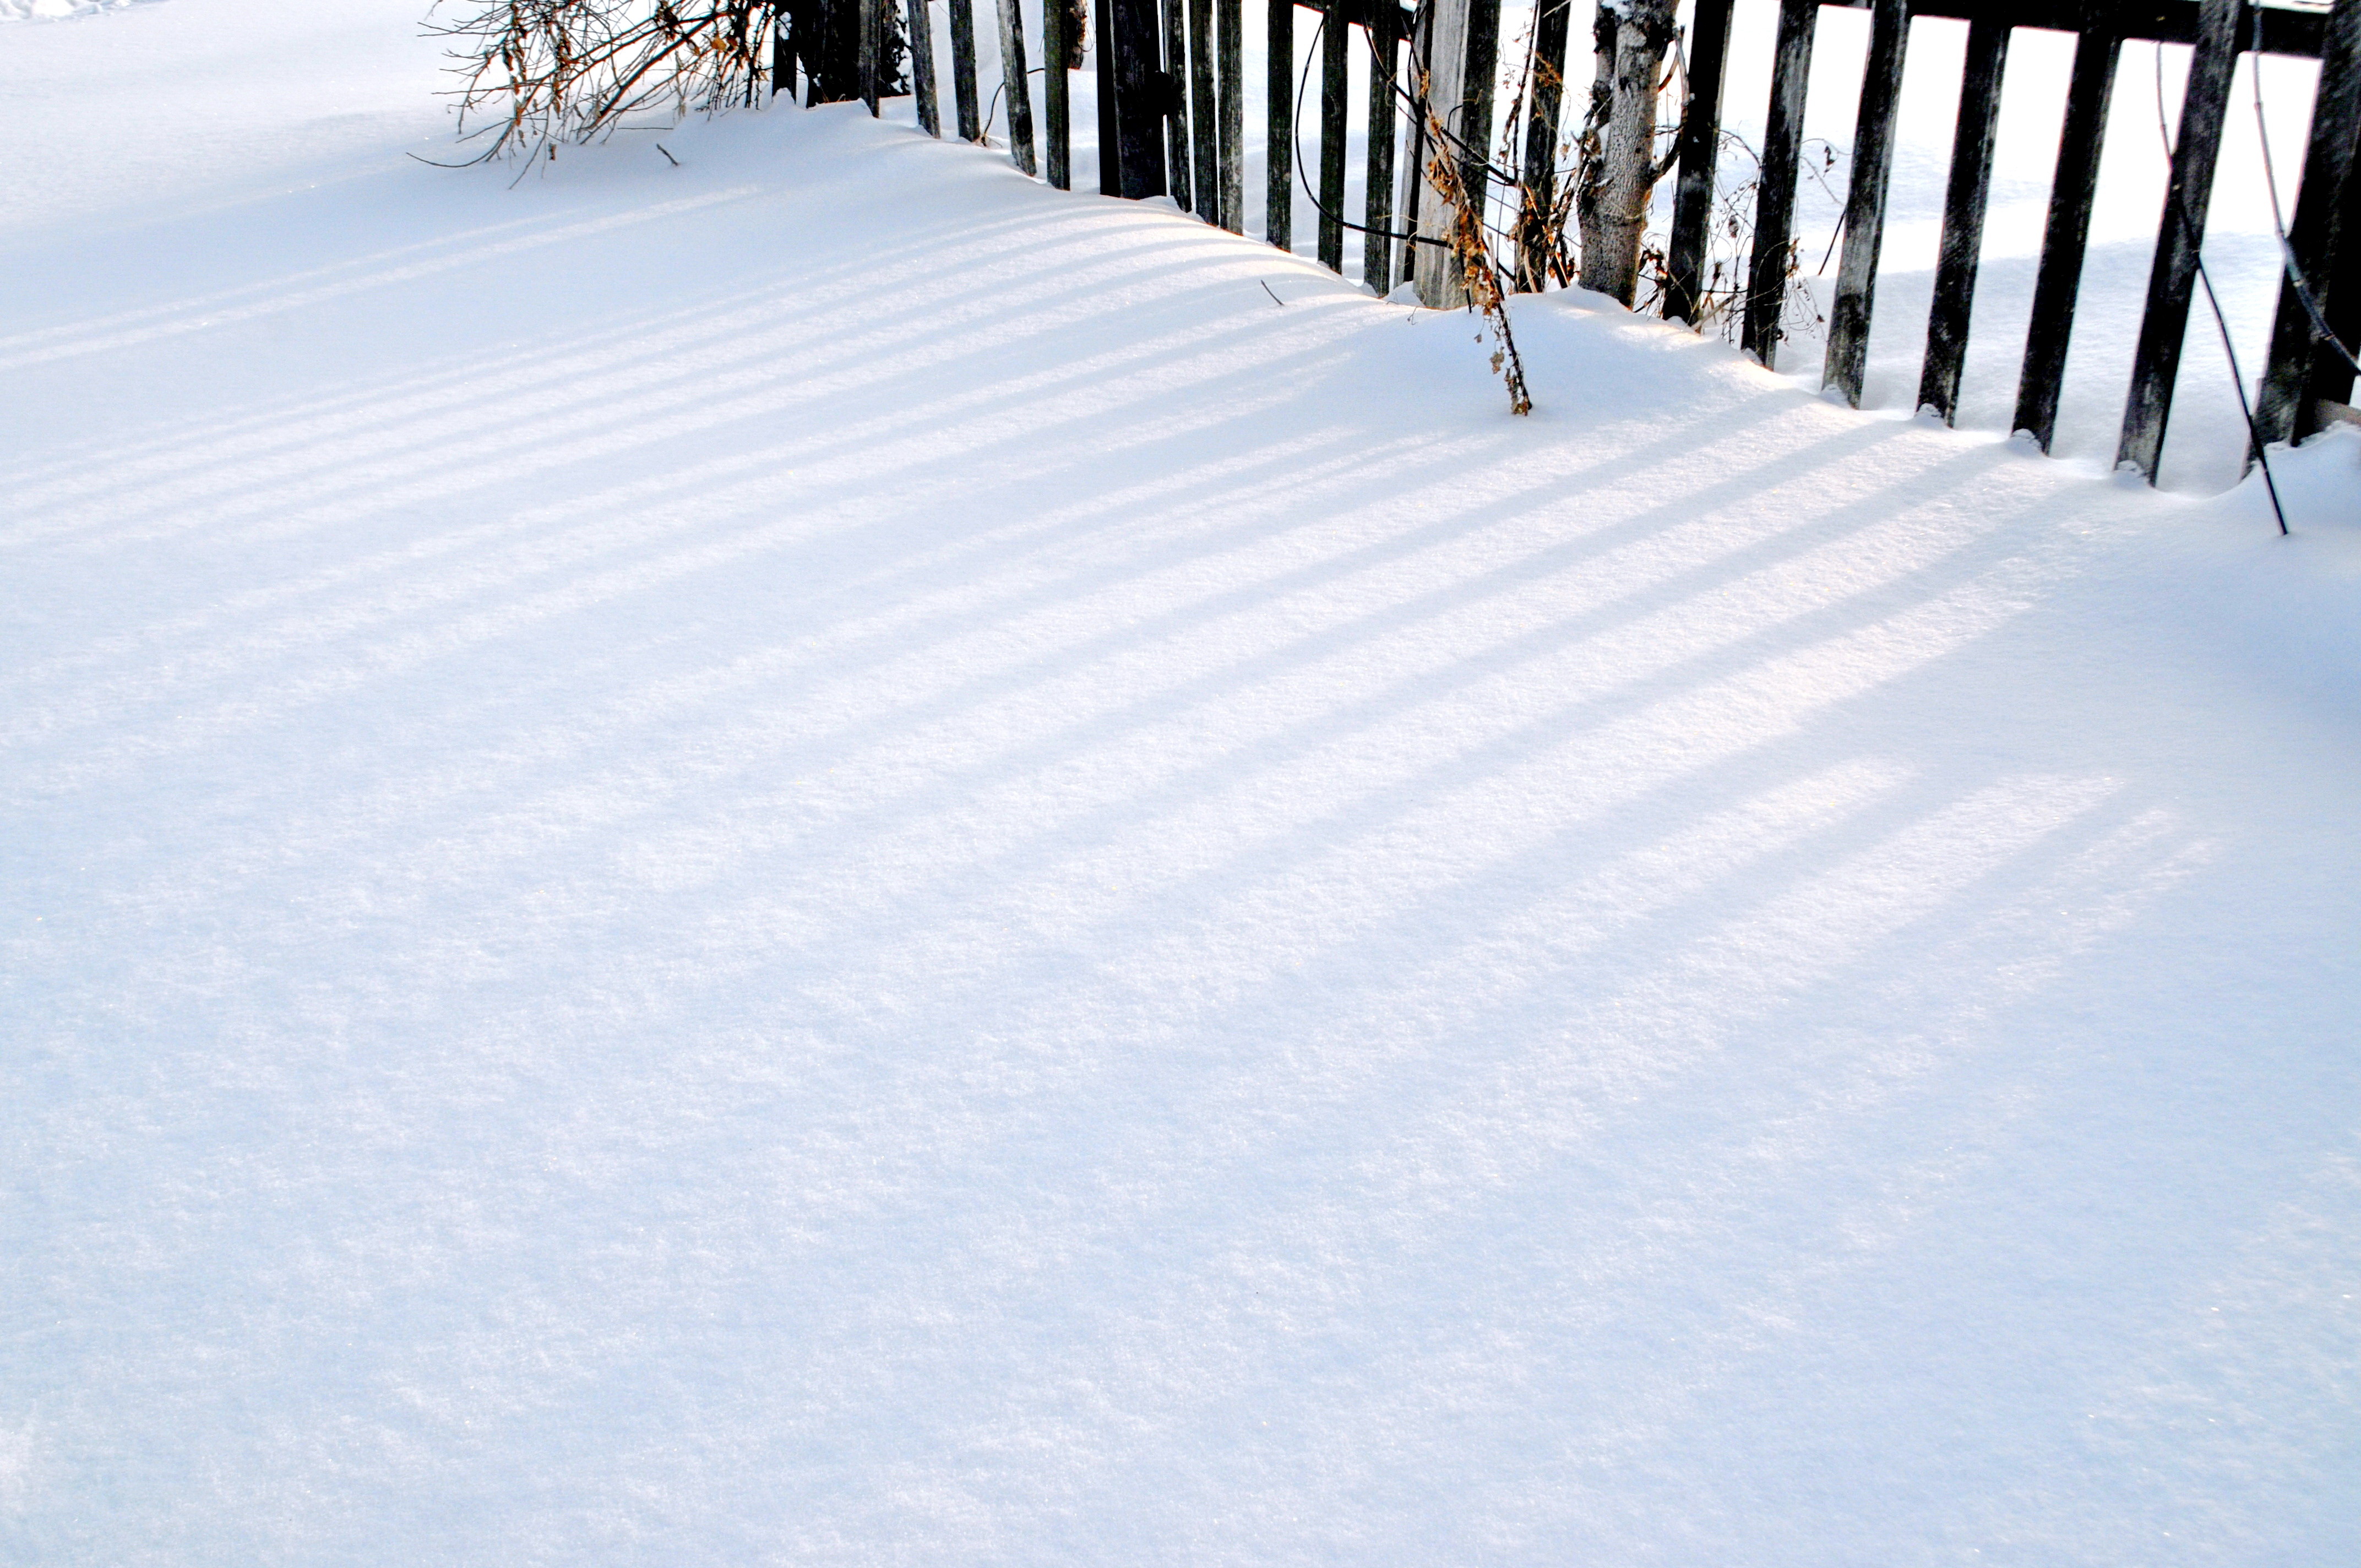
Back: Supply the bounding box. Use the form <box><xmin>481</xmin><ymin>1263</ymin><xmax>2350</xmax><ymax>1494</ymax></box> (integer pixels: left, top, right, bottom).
<box><xmin>4</xmin><ymin>2</ymin><xmax>2359</xmax><ymax>1564</ymax></box>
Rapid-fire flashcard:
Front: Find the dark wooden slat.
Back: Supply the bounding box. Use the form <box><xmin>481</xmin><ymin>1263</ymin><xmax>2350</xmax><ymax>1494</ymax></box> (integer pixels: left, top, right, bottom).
<box><xmin>1917</xmin><ymin>13</ymin><xmax>2010</xmax><ymax>422</ymax></box>
<box><xmin>1045</xmin><ymin>0</ymin><xmax>1071</xmax><ymax>184</ymax></box>
<box><xmin>1513</xmin><ymin>0</ymin><xmax>1576</xmax><ymax>295</ymax></box>
<box><xmin>2012</xmin><ymin>29</ymin><xmax>2118</xmax><ymax>449</ymax></box>
<box><xmin>1397</xmin><ymin>1</ymin><xmax>1429</xmax><ymax>259</ymax></box>
<box><xmin>1162</xmin><ymin>0</ymin><xmax>1194</xmax><ymax>209</ymax></box>
<box><xmin>1318</xmin><ymin>4</ymin><xmax>1351</xmax><ymax>270</ymax></box>
<box><xmin>1007</xmin><ymin>6</ymin><xmax>1043</xmax><ymax>167</ymax></box>
<box><xmin>784</xmin><ymin>13</ymin><xmax>812</xmax><ymax>102</ymax></box>
<box><xmin>801</xmin><ymin>0</ymin><xmax>867</xmax><ymax>107</ymax></box>
<box><xmin>2117</xmin><ymin>0</ymin><xmax>2240</xmax><ymax>481</ymax></box>
<box><xmin>1823</xmin><ymin>0</ymin><xmax>1912</xmax><ymax>407</ymax></box>
<box><xmin>909</xmin><ymin>0</ymin><xmax>943</xmax><ymax>136</ymax></box>
<box><xmin>1097</xmin><ymin>0</ymin><xmax>1123</xmax><ymax>193</ymax></box>
<box><xmin>859</xmin><ymin>0</ymin><xmax>883</xmax><ymax>112</ymax></box>
<box><xmin>1455</xmin><ymin>0</ymin><xmax>1503</xmax><ymax>232</ymax></box>
<box><xmin>949</xmin><ymin>0</ymin><xmax>984</xmax><ymax>141</ymax></box>
<box><xmin>2259</xmin><ymin>0</ymin><xmax>2361</xmax><ymax>445</ymax></box>
<box><xmin>1267</xmin><ymin>0</ymin><xmax>1294</xmax><ymax>248</ymax></box>
<box><xmin>993</xmin><ymin>0</ymin><xmax>1038</xmax><ymax>173</ymax></box>
<box><xmin>1743</xmin><ymin>0</ymin><xmax>1820</xmax><ymax>367</ymax></box>
<box><xmin>2310</xmin><ymin>97</ymin><xmax>2361</xmax><ymax>414</ymax></box>
<box><xmin>1191</xmin><ymin>0</ymin><xmax>1220</xmax><ymax>216</ymax></box>
<box><xmin>1218</xmin><ymin>0</ymin><xmax>1245</xmax><ymax>230</ymax></box>
<box><xmin>1665</xmin><ymin>0</ymin><xmax>1735</xmax><ymax>323</ymax></box>
<box><xmin>1111</xmin><ymin>0</ymin><xmax>1169</xmax><ymax>197</ymax></box>
<box><xmin>1364</xmin><ymin>0</ymin><xmax>1400</xmax><ymax>291</ymax></box>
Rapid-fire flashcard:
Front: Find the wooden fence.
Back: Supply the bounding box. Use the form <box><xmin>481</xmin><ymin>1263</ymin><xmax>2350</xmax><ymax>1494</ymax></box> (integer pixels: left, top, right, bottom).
<box><xmin>785</xmin><ymin>0</ymin><xmax>2361</xmax><ymax>476</ymax></box>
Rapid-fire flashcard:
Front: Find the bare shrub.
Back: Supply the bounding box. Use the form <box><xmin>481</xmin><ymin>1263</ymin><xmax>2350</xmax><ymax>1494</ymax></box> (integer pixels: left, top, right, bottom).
<box><xmin>427</xmin><ymin>1</ymin><xmax>783</xmax><ymax>163</ymax></box>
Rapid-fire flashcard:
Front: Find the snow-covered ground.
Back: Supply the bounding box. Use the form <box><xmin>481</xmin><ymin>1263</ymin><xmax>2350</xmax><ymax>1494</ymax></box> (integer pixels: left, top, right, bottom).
<box><xmin>4</xmin><ymin>2</ymin><xmax>2359</xmax><ymax>1564</ymax></box>
<box><xmin>0</xmin><ymin>1</ymin><xmax>150</xmax><ymax>23</ymax></box>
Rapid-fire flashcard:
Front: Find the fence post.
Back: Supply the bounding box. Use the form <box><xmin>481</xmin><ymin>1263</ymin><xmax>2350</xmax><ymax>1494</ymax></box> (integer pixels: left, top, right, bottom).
<box><xmin>1916</xmin><ymin>13</ymin><xmax>2009</xmax><ymax>423</ymax></box>
<box><xmin>1742</xmin><ymin>0</ymin><xmax>1819</xmax><ymax>366</ymax></box>
<box><xmin>1823</xmin><ymin>0</ymin><xmax>1910</xmax><ymax>407</ymax></box>
<box><xmin>1664</xmin><ymin>0</ymin><xmax>1734</xmax><ymax>324</ymax></box>
<box><xmin>1411</xmin><ymin>0</ymin><xmax>1502</xmax><ymax>308</ymax></box>
<box><xmin>2118</xmin><ymin>0</ymin><xmax>2240</xmax><ymax>482</ymax></box>
<box><xmin>2258</xmin><ymin>0</ymin><xmax>2361</xmax><ymax>447</ymax></box>
<box><xmin>1514</xmin><ymin>0</ymin><xmax>1575</xmax><ymax>295</ymax></box>
<box><xmin>994</xmin><ymin>0</ymin><xmax>1039</xmax><ymax>173</ymax></box>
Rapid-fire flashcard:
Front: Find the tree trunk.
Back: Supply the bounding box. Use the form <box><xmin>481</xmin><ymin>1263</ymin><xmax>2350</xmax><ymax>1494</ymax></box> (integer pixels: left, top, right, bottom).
<box><xmin>1576</xmin><ymin>0</ymin><xmax>1677</xmax><ymax>304</ymax></box>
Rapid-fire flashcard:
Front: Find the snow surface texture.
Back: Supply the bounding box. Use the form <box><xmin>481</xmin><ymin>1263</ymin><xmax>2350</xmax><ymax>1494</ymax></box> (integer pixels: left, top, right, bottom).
<box><xmin>5</xmin><ymin>2</ymin><xmax>2360</xmax><ymax>1564</ymax></box>
<box><xmin>0</xmin><ymin>1</ymin><xmax>149</xmax><ymax>22</ymax></box>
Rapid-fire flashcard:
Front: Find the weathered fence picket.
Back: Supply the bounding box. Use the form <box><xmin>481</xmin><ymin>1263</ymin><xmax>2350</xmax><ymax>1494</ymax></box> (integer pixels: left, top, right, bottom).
<box><xmin>2118</xmin><ymin>0</ymin><xmax>2242</xmax><ymax>480</ymax></box>
<box><xmin>1190</xmin><ymin>0</ymin><xmax>1219</xmax><ymax>215</ymax></box>
<box><xmin>1218</xmin><ymin>0</ymin><xmax>1245</xmax><ymax>230</ymax></box>
<box><xmin>1364</xmin><ymin>0</ymin><xmax>1401</xmax><ymax>291</ymax></box>
<box><xmin>948</xmin><ymin>0</ymin><xmax>984</xmax><ymax>142</ymax></box>
<box><xmin>1046</xmin><ymin>0</ymin><xmax>1073</xmax><ymax>186</ymax></box>
<box><xmin>1916</xmin><ymin>12</ymin><xmax>2008</xmax><ymax>423</ymax></box>
<box><xmin>2013</xmin><ymin>29</ymin><xmax>2118</xmax><ymax>451</ymax></box>
<box><xmin>2260</xmin><ymin>0</ymin><xmax>2361</xmax><ymax>447</ymax></box>
<box><xmin>1319</xmin><ymin>7</ymin><xmax>1351</xmax><ymax>271</ymax></box>
<box><xmin>1514</xmin><ymin>0</ymin><xmax>1575</xmax><ymax>296</ymax></box>
<box><xmin>909</xmin><ymin>0</ymin><xmax>943</xmax><ymax>137</ymax></box>
<box><xmin>1823</xmin><ymin>0</ymin><xmax>1911</xmax><ymax>407</ymax></box>
<box><xmin>993</xmin><ymin>0</ymin><xmax>1038</xmax><ymax>174</ymax></box>
<box><xmin>858</xmin><ymin>0</ymin><xmax>882</xmax><ymax>112</ymax></box>
<box><xmin>1412</xmin><ymin>0</ymin><xmax>1503</xmax><ymax>307</ymax></box>
<box><xmin>1096</xmin><ymin>0</ymin><xmax>1122</xmax><ymax>193</ymax></box>
<box><xmin>1163</xmin><ymin>0</ymin><xmax>1194</xmax><ymax>209</ymax></box>
<box><xmin>1267</xmin><ymin>0</ymin><xmax>1294</xmax><ymax>251</ymax></box>
<box><xmin>1109</xmin><ymin>0</ymin><xmax>1168</xmax><ymax>195</ymax></box>
<box><xmin>1743</xmin><ymin>0</ymin><xmax>1821</xmax><ymax>367</ymax></box>
<box><xmin>2314</xmin><ymin>69</ymin><xmax>2361</xmax><ymax>415</ymax></box>
<box><xmin>1664</xmin><ymin>0</ymin><xmax>1735</xmax><ymax>324</ymax></box>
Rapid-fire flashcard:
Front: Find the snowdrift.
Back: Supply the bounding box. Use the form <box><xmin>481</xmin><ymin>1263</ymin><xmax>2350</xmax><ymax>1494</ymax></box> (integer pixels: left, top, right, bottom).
<box><xmin>4</xmin><ymin>3</ymin><xmax>2357</xmax><ymax>1564</ymax></box>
